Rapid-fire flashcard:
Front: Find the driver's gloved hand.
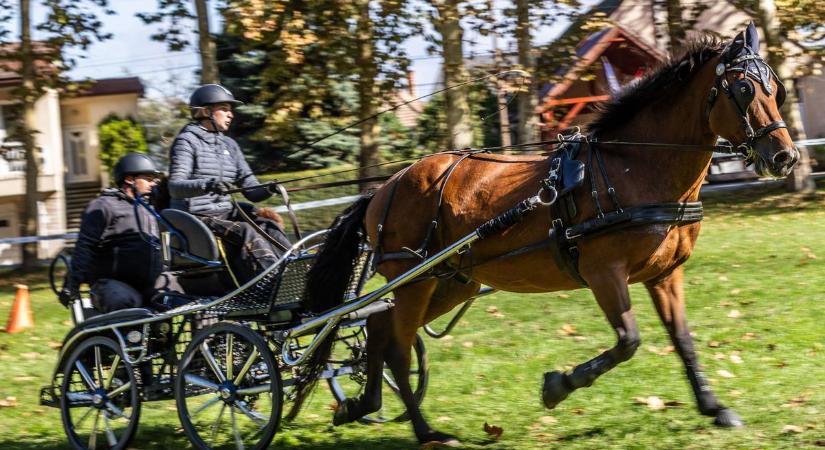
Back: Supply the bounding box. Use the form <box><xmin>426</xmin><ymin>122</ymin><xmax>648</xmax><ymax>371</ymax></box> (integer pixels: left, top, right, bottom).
<box><xmin>58</xmin><ymin>285</ymin><xmax>79</xmax><ymax>308</ymax></box>
<box><xmin>205</xmin><ymin>179</ymin><xmax>234</xmax><ymax>195</ymax></box>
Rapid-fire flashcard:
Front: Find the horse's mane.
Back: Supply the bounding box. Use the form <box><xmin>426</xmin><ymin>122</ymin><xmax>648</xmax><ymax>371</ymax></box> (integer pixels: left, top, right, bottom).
<box><xmin>588</xmin><ymin>35</ymin><xmax>726</xmax><ymax>136</ymax></box>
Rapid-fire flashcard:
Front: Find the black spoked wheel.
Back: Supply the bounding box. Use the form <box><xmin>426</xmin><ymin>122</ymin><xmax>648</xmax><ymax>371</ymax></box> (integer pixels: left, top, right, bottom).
<box><xmin>60</xmin><ymin>336</ymin><xmax>141</xmax><ymax>450</ymax></box>
<box><xmin>50</xmin><ymin>251</ymin><xmax>71</xmax><ymax>296</ymax></box>
<box><xmin>327</xmin><ymin>325</ymin><xmax>428</xmax><ymax>423</ymax></box>
<box><xmin>175</xmin><ymin>322</ymin><xmax>282</xmax><ymax>450</ymax></box>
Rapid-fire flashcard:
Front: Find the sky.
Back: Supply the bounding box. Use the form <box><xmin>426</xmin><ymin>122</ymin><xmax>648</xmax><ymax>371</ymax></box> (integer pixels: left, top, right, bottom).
<box><xmin>12</xmin><ymin>0</ymin><xmax>580</xmax><ymax>101</ymax></box>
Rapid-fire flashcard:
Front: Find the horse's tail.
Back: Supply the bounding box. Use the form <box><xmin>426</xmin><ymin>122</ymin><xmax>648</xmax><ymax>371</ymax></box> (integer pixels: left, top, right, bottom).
<box><xmin>288</xmin><ymin>192</ymin><xmax>374</xmax><ymax>419</ymax></box>
<box><xmin>305</xmin><ymin>191</ymin><xmax>374</xmax><ymax>313</ymax></box>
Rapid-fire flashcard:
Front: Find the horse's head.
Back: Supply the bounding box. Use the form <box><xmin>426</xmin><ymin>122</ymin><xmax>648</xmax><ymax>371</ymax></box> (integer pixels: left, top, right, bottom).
<box><xmin>707</xmin><ymin>22</ymin><xmax>798</xmax><ymax>177</ymax></box>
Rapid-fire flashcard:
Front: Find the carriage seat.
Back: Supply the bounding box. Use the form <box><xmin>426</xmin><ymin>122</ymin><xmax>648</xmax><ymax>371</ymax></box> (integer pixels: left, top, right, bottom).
<box><xmin>159</xmin><ymin>209</ymin><xmax>220</xmax><ymax>269</ymax></box>
<box><xmin>158</xmin><ymin>209</ymin><xmax>234</xmax><ymax>296</ymax></box>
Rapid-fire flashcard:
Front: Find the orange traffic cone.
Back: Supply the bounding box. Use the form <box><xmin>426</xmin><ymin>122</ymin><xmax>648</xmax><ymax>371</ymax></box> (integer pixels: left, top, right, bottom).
<box><xmin>5</xmin><ymin>284</ymin><xmax>34</xmax><ymax>333</ymax></box>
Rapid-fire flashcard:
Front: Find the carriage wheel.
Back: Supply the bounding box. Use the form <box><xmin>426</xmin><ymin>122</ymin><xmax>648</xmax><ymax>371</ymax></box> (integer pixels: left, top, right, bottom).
<box><xmin>60</xmin><ymin>336</ymin><xmax>141</xmax><ymax>450</ymax></box>
<box><xmin>50</xmin><ymin>251</ymin><xmax>71</xmax><ymax>296</ymax></box>
<box><xmin>175</xmin><ymin>322</ymin><xmax>282</xmax><ymax>450</ymax></box>
<box><xmin>327</xmin><ymin>327</ymin><xmax>428</xmax><ymax>423</ymax></box>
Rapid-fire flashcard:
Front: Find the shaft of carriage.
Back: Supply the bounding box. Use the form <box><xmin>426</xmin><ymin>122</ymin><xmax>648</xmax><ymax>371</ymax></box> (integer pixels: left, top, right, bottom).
<box><xmin>279</xmin><ymin>193</ymin><xmax>545</xmax><ymax>366</ymax></box>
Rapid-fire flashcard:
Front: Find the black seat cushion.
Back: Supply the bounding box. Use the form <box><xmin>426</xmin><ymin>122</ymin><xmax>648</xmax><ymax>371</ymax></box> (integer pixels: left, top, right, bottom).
<box><xmin>160</xmin><ymin>209</ymin><xmax>220</xmax><ymax>268</ymax></box>
<box><xmin>78</xmin><ymin>307</ymin><xmax>154</xmax><ymax>329</ymax></box>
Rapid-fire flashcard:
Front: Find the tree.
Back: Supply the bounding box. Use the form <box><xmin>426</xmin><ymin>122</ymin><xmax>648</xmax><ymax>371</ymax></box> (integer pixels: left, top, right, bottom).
<box><xmin>219</xmin><ymin>0</ymin><xmax>415</xmax><ymax>173</ymax></box>
<box><xmin>0</xmin><ymin>0</ymin><xmax>113</xmax><ymax>270</ymax></box>
<box><xmin>137</xmin><ymin>0</ymin><xmax>219</xmax><ymax>84</ymax></box>
<box><xmin>98</xmin><ymin>114</ymin><xmax>149</xmax><ymax>181</ymax></box>
<box><xmin>431</xmin><ymin>0</ymin><xmax>473</xmax><ymax>150</ymax></box>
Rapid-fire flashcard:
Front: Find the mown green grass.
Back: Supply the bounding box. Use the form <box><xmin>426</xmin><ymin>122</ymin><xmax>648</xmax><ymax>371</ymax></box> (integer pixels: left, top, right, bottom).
<box><xmin>0</xmin><ymin>182</ymin><xmax>823</xmax><ymax>449</ymax></box>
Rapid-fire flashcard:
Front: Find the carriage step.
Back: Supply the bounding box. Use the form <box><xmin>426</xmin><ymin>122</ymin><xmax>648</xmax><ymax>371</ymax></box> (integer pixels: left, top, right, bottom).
<box><xmin>343</xmin><ymin>299</ymin><xmax>394</xmax><ymax>320</ymax></box>
<box><xmin>39</xmin><ymin>386</ymin><xmax>58</xmax><ymax>408</ymax></box>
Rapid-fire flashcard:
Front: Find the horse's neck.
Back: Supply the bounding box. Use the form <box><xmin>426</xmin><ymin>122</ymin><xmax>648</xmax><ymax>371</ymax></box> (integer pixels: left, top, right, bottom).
<box><xmin>598</xmin><ymin>78</ymin><xmax>717</xmax><ymax>203</ymax></box>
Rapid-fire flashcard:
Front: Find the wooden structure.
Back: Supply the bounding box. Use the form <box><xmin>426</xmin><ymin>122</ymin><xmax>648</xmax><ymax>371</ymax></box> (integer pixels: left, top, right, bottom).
<box><xmin>539</xmin><ymin>26</ymin><xmax>665</xmax><ymax>138</ymax></box>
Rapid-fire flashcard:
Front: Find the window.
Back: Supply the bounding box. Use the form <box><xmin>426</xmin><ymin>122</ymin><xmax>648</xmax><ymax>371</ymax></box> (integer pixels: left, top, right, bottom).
<box><xmin>0</xmin><ymin>104</ymin><xmax>22</xmax><ymax>143</ymax></box>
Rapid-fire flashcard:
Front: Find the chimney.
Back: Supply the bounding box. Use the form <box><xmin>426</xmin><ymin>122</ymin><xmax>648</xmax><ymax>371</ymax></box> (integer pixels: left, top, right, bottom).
<box><xmin>407</xmin><ymin>70</ymin><xmax>416</xmax><ymax>97</ymax></box>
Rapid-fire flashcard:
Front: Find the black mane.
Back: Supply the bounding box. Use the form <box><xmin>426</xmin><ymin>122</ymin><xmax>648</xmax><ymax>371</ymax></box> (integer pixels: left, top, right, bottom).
<box><xmin>588</xmin><ymin>36</ymin><xmax>726</xmax><ymax>136</ymax></box>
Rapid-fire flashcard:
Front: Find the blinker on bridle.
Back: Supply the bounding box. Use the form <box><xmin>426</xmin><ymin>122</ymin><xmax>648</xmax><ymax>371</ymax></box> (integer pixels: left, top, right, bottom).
<box><xmin>706</xmin><ymin>48</ymin><xmax>787</xmax><ymax>159</ymax></box>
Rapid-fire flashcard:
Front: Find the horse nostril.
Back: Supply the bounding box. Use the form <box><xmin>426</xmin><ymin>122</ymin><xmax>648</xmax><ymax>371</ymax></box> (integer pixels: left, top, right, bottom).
<box><xmin>772</xmin><ymin>150</ymin><xmax>792</xmax><ymax>165</ymax></box>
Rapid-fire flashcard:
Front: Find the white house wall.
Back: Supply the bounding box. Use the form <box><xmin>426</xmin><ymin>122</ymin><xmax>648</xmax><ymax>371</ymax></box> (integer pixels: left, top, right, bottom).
<box><xmin>61</xmin><ymin>93</ymin><xmax>140</xmax><ymax>186</ymax></box>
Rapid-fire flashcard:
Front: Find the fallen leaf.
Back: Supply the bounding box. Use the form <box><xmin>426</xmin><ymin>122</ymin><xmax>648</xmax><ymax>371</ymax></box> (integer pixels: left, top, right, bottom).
<box><xmin>483</xmin><ymin>422</ymin><xmax>504</xmax><ymax>440</ymax></box>
<box><xmin>782</xmin><ymin>425</ymin><xmax>804</xmax><ymax>434</ymax></box>
<box><xmin>634</xmin><ymin>396</ymin><xmax>665</xmax><ymax>410</ymax></box>
<box><xmin>328</xmin><ymin>400</ymin><xmax>339</xmax><ymax>411</ymax></box>
<box><xmin>13</xmin><ymin>376</ymin><xmax>35</xmax><ymax>382</ymax></box>
<box><xmin>708</xmin><ymin>341</ymin><xmax>721</xmax><ymax>348</ymax></box>
<box><xmin>718</xmin><ymin>275</ymin><xmax>729</xmax><ymax>282</ymax></box>
<box><xmin>21</xmin><ymin>352</ymin><xmax>41</xmax><ymax>359</ymax></box>
<box><xmin>729</xmin><ymin>288</ymin><xmax>742</xmax><ymax>296</ymax></box>
<box><xmin>0</xmin><ymin>397</ymin><xmax>17</xmax><ymax>407</ymax></box>
<box><xmin>742</xmin><ymin>332</ymin><xmax>757</xmax><ymax>340</ymax></box>
<box><xmin>462</xmin><ymin>341</ymin><xmax>474</xmax><ymax>348</ymax></box>
<box><xmin>717</xmin><ymin>369</ymin><xmax>735</xmax><ymax>378</ymax></box>
<box><xmin>557</xmin><ymin>294</ymin><xmax>570</xmax><ymax>299</ymax></box>
<box><xmin>781</xmin><ymin>395</ymin><xmax>808</xmax><ymax>408</ymax></box>
<box><xmin>730</xmin><ymin>354</ymin><xmax>743</xmax><ymax>364</ymax></box>
<box><xmin>719</xmin><ymin>300</ymin><xmax>733</xmax><ymax>307</ymax></box>
<box><xmin>714</xmin><ymin>352</ymin><xmax>726</xmax><ymax>360</ymax></box>
<box><xmin>436</xmin><ymin>416</ymin><xmax>452</xmax><ymax>422</ymax></box>
<box><xmin>570</xmin><ymin>408</ymin><xmax>585</xmax><ymax>415</ymax></box>
<box><xmin>727</xmin><ymin>310</ymin><xmax>742</xmax><ymax>318</ymax></box>
<box><xmin>539</xmin><ymin>416</ymin><xmax>558</xmax><ymax>425</ymax></box>
<box><xmin>47</xmin><ymin>341</ymin><xmax>63</xmax><ymax>350</ymax></box>
<box><xmin>485</xmin><ymin>306</ymin><xmax>499</xmax><ymax>314</ymax></box>
<box><xmin>492</xmin><ymin>312</ymin><xmax>505</xmax><ymax>319</ymax></box>
<box><xmin>558</xmin><ymin>324</ymin><xmax>577</xmax><ymax>336</ymax></box>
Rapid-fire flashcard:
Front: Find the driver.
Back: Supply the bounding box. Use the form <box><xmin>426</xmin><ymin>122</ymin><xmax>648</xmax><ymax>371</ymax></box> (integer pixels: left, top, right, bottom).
<box><xmin>60</xmin><ymin>153</ymin><xmax>163</xmax><ymax>313</ymax></box>
<box><xmin>168</xmin><ymin>84</ymin><xmax>291</xmax><ymax>285</ymax></box>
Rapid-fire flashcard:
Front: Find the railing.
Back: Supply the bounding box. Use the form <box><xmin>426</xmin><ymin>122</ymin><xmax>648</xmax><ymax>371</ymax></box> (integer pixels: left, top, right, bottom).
<box><xmin>0</xmin><ymin>141</ymin><xmax>27</xmax><ymax>173</ymax></box>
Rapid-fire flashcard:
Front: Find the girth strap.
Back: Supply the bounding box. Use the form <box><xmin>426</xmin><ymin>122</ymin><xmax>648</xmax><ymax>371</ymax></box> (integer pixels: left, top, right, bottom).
<box><xmin>565</xmin><ymin>202</ymin><xmax>703</xmax><ymax>240</ymax></box>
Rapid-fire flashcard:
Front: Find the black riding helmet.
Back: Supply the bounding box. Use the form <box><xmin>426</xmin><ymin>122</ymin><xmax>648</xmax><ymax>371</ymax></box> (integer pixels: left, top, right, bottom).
<box><xmin>113</xmin><ymin>152</ymin><xmax>160</xmax><ymax>185</ymax></box>
<box><xmin>189</xmin><ymin>84</ymin><xmax>243</xmax><ymax>116</ymax></box>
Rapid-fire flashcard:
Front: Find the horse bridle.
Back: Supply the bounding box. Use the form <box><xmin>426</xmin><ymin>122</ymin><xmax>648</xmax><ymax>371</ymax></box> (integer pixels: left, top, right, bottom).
<box><xmin>706</xmin><ymin>49</ymin><xmax>787</xmax><ymax>159</ymax></box>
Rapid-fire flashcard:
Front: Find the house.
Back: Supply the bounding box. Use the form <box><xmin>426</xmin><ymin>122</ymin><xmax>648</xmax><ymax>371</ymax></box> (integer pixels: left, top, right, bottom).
<box><xmin>538</xmin><ymin>0</ymin><xmax>825</xmax><ymax>140</ymax></box>
<box><xmin>0</xmin><ymin>71</ymin><xmax>144</xmax><ymax>265</ymax></box>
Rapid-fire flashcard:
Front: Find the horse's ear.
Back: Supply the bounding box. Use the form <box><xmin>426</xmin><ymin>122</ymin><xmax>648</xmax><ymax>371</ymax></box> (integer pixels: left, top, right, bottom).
<box><xmin>744</xmin><ymin>21</ymin><xmax>760</xmax><ymax>53</ymax></box>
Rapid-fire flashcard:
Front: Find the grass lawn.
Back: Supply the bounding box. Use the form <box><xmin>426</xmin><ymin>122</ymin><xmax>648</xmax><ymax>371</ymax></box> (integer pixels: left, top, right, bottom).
<box><xmin>0</xmin><ymin>182</ymin><xmax>823</xmax><ymax>449</ymax></box>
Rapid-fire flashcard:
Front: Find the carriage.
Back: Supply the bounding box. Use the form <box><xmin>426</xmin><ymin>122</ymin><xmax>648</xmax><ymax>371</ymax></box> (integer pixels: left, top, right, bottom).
<box><xmin>37</xmin><ymin>196</ymin><xmax>449</xmax><ymax>450</ymax></box>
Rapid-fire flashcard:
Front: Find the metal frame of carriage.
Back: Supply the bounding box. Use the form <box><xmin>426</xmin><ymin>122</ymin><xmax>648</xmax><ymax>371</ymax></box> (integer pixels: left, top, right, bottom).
<box><xmin>37</xmin><ymin>186</ymin><xmax>514</xmax><ymax>450</ymax></box>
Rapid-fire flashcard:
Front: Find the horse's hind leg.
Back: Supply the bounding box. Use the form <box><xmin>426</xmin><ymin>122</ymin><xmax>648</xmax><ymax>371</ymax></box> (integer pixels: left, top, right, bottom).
<box><xmin>383</xmin><ymin>279</ymin><xmax>463</xmax><ymax>445</ymax></box>
<box><xmin>542</xmin><ymin>269</ymin><xmax>641</xmax><ymax>408</ymax></box>
<box><xmin>645</xmin><ymin>267</ymin><xmax>744</xmax><ymax>427</ymax></box>
<box><xmin>332</xmin><ymin>311</ymin><xmax>392</xmax><ymax>425</ymax></box>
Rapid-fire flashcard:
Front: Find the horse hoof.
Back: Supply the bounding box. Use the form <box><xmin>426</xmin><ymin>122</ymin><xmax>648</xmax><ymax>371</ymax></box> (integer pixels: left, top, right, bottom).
<box><xmin>332</xmin><ymin>399</ymin><xmax>355</xmax><ymax>426</ymax></box>
<box><xmin>541</xmin><ymin>371</ymin><xmax>571</xmax><ymax>409</ymax></box>
<box><xmin>713</xmin><ymin>408</ymin><xmax>745</xmax><ymax>427</ymax></box>
<box><xmin>421</xmin><ymin>432</ymin><xmax>462</xmax><ymax>448</ymax></box>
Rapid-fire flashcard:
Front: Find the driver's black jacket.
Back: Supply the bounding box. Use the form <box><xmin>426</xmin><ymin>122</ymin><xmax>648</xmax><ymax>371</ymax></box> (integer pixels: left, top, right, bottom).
<box><xmin>67</xmin><ymin>188</ymin><xmax>161</xmax><ymax>297</ymax></box>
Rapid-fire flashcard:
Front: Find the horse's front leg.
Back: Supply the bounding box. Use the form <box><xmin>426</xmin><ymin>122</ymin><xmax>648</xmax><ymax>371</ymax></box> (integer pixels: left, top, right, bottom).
<box><xmin>645</xmin><ymin>267</ymin><xmax>744</xmax><ymax>427</ymax></box>
<box><xmin>542</xmin><ymin>269</ymin><xmax>641</xmax><ymax>408</ymax></box>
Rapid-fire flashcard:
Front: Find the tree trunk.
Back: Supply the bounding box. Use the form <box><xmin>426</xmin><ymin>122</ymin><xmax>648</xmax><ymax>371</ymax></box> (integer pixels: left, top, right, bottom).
<box><xmin>20</xmin><ymin>0</ymin><xmax>40</xmax><ymax>271</ymax></box>
<box><xmin>665</xmin><ymin>0</ymin><xmax>686</xmax><ymax>55</ymax></box>
<box><xmin>434</xmin><ymin>0</ymin><xmax>473</xmax><ymax>151</ymax></box>
<box><xmin>756</xmin><ymin>0</ymin><xmax>814</xmax><ymax>192</ymax></box>
<box><xmin>514</xmin><ymin>0</ymin><xmax>538</xmax><ymax>145</ymax></box>
<box><xmin>356</xmin><ymin>0</ymin><xmax>380</xmax><ymax>186</ymax></box>
<box><xmin>194</xmin><ymin>0</ymin><xmax>218</xmax><ymax>84</ymax></box>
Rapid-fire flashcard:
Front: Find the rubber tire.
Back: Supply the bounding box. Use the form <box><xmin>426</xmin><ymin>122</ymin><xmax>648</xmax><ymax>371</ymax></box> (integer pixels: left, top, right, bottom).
<box><xmin>175</xmin><ymin>322</ymin><xmax>282</xmax><ymax>450</ymax></box>
<box><xmin>60</xmin><ymin>336</ymin><xmax>141</xmax><ymax>450</ymax></box>
<box><xmin>327</xmin><ymin>330</ymin><xmax>429</xmax><ymax>423</ymax></box>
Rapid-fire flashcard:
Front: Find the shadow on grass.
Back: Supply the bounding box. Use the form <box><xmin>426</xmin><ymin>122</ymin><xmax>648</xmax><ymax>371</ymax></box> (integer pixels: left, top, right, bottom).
<box><xmin>0</xmin><ymin>425</ymin><xmax>422</xmax><ymax>450</ymax></box>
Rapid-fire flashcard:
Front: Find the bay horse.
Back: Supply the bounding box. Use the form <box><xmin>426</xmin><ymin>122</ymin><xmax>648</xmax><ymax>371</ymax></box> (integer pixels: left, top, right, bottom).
<box><xmin>306</xmin><ymin>23</ymin><xmax>798</xmax><ymax>445</ymax></box>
